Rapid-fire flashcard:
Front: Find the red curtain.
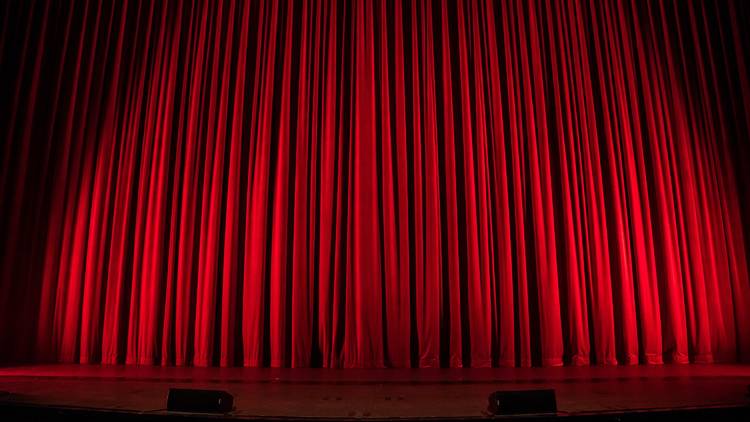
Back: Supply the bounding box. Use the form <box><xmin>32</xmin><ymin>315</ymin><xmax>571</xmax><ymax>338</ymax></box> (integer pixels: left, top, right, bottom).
<box><xmin>2</xmin><ymin>0</ymin><xmax>750</xmax><ymax>368</ymax></box>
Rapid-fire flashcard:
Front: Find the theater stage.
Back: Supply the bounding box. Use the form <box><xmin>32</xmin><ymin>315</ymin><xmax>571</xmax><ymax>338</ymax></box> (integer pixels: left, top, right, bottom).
<box><xmin>0</xmin><ymin>364</ymin><xmax>749</xmax><ymax>420</ymax></box>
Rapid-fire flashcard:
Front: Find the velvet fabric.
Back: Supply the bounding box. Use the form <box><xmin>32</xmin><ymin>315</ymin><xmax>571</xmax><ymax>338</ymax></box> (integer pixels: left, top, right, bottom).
<box><xmin>1</xmin><ymin>0</ymin><xmax>750</xmax><ymax>368</ymax></box>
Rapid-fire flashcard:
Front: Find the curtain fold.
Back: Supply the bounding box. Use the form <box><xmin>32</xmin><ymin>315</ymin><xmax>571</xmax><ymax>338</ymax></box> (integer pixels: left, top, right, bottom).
<box><xmin>1</xmin><ymin>0</ymin><xmax>750</xmax><ymax>368</ymax></box>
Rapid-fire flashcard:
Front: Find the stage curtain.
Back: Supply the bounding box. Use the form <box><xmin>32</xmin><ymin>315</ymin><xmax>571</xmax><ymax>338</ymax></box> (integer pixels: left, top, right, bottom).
<box><xmin>1</xmin><ymin>0</ymin><xmax>750</xmax><ymax>368</ymax></box>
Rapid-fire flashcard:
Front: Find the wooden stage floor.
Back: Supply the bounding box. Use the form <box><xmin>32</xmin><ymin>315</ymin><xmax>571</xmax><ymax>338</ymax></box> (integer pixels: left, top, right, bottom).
<box><xmin>1</xmin><ymin>364</ymin><xmax>749</xmax><ymax>419</ymax></box>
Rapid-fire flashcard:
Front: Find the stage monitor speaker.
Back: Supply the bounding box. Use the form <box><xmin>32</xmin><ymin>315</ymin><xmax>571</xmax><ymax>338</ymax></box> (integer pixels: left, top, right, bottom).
<box><xmin>167</xmin><ymin>388</ymin><xmax>234</xmax><ymax>413</ymax></box>
<box><xmin>488</xmin><ymin>389</ymin><xmax>557</xmax><ymax>415</ymax></box>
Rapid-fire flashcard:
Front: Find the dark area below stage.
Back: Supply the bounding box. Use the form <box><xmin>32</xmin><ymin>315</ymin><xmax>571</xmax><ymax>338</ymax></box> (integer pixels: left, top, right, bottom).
<box><xmin>0</xmin><ymin>364</ymin><xmax>749</xmax><ymax>420</ymax></box>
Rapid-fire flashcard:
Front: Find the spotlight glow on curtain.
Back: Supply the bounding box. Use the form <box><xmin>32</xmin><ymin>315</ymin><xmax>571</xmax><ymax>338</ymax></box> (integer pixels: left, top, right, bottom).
<box><xmin>1</xmin><ymin>0</ymin><xmax>750</xmax><ymax>368</ymax></box>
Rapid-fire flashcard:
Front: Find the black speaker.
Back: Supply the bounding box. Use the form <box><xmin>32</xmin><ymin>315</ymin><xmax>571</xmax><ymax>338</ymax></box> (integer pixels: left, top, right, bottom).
<box><xmin>488</xmin><ymin>389</ymin><xmax>557</xmax><ymax>415</ymax></box>
<box><xmin>167</xmin><ymin>388</ymin><xmax>234</xmax><ymax>413</ymax></box>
